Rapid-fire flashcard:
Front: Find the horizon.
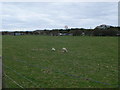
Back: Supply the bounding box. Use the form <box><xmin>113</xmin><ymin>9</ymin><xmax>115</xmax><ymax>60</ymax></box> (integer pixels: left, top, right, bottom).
<box><xmin>1</xmin><ymin>2</ymin><xmax>118</xmax><ymax>31</ymax></box>
<box><xmin>1</xmin><ymin>24</ymin><xmax>119</xmax><ymax>32</ymax></box>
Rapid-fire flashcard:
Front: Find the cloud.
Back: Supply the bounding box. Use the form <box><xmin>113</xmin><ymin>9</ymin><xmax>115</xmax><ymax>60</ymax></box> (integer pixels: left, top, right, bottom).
<box><xmin>1</xmin><ymin>2</ymin><xmax>118</xmax><ymax>31</ymax></box>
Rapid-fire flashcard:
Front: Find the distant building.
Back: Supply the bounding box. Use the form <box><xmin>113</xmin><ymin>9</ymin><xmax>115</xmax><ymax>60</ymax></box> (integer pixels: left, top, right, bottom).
<box><xmin>14</xmin><ymin>33</ymin><xmax>22</xmax><ymax>36</ymax></box>
<box><xmin>81</xmin><ymin>32</ymin><xmax>85</xmax><ymax>36</ymax></box>
<box><xmin>59</xmin><ymin>33</ymin><xmax>72</xmax><ymax>36</ymax></box>
<box><xmin>95</xmin><ymin>24</ymin><xmax>111</xmax><ymax>30</ymax></box>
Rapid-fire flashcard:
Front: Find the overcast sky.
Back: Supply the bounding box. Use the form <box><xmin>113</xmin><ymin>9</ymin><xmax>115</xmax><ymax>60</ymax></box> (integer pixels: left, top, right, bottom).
<box><xmin>1</xmin><ymin>2</ymin><xmax>118</xmax><ymax>31</ymax></box>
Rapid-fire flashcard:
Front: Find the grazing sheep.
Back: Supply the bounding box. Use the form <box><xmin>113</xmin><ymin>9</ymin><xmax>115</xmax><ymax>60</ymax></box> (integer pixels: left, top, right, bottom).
<box><xmin>62</xmin><ymin>48</ymin><xmax>68</xmax><ymax>52</ymax></box>
<box><xmin>51</xmin><ymin>48</ymin><xmax>55</xmax><ymax>51</ymax></box>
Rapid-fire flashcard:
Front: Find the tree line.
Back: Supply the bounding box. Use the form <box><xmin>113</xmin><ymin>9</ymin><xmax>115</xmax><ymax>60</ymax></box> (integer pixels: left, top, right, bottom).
<box><xmin>1</xmin><ymin>26</ymin><xmax>120</xmax><ymax>36</ymax></box>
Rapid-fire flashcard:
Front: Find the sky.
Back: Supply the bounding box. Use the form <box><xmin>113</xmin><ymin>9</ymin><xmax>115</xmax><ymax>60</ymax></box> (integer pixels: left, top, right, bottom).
<box><xmin>0</xmin><ymin>2</ymin><xmax>118</xmax><ymax>31</ymax></box>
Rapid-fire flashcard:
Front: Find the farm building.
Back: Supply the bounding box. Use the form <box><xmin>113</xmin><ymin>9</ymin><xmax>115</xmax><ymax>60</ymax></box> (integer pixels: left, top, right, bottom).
<box><xmin>95</xmin><ymin>24</ymin><xmax>111</xmax><ymax>30</ymax></box>
<box><xmin>59</xmin><ymin>33</ymin><xmax>72</xmax><ymax>36</ymax></box>
<box><xmin>14</xmin><ymin>32</ymin><xmax>23</xmax><ymax>36</ymax></box>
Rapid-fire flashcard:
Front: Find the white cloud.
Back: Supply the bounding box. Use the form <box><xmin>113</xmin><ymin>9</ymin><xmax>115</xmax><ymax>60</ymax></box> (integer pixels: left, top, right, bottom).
<box><xmin>0</xmin><ymin>0</ymin><xmax>119</xmax><ymax>2</ymax></box>
<box><xmin>1</xmin><ymin>2</ymin><xmax>118</xmax><ymax>31</ymax></box>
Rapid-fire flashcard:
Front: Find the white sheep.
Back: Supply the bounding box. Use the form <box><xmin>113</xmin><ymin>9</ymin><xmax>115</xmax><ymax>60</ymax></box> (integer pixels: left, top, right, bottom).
<box><xmin>62</xmin><ymin>48</ymin><xmax>68</xmax><ymax>52</ymax></box>
<box><xmin>51</xmin><ymin>48</ymin><xmax>55</xmax><ymax>51</ymax></box>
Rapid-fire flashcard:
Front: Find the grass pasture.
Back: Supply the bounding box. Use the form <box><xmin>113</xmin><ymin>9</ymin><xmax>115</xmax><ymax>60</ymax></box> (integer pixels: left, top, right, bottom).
<box><xmin>3</xmin><ymin>35</ymin><xmax>119</xmax><ymax>88</ymax></box>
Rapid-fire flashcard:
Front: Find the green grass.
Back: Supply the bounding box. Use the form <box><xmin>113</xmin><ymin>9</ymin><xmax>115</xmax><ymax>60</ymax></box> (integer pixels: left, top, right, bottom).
<box><xmin>3</xmin><ymin>35</ymin><xmax>119</xmax><ymax>88</ymax></box>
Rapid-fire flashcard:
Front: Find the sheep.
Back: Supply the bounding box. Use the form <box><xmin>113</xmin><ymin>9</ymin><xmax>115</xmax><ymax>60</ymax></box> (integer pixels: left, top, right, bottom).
<box><xmin>62</xmin><ymin>48</ymin><xmax>68</xmax><ymax>52</ymax></box>
<box><xmin>51</xmin><ymin>48</ymin><xmax>55</xmax><ymax>51</ymax></box>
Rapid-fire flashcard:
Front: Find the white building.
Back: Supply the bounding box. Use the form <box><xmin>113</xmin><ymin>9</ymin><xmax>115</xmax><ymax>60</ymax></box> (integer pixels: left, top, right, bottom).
<box><xmin>95</xmin><ymin>24</ymin><xmax>111</xmax><ymax>30</ymax></box>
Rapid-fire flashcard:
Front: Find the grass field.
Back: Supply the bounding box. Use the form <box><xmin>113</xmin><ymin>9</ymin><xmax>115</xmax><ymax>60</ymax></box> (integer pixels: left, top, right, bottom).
<box><xmin>3</xmin><ymin>35</ymin><xmax>119</xmax><ymax>88</ymax></box>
